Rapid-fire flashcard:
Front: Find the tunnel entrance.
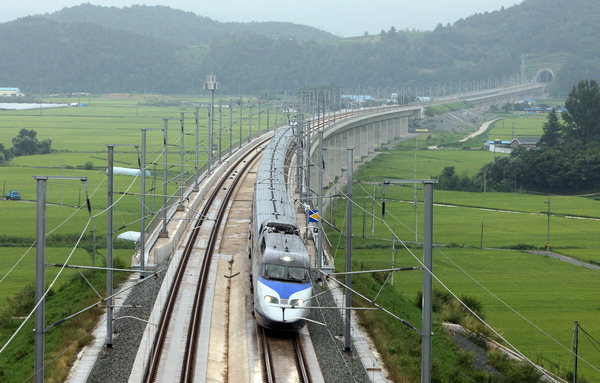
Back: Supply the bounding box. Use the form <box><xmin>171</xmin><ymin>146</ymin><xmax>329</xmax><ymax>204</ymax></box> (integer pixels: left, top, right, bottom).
<box><xmin>535</xmin><ymin>68</ymin><xmax>555</xmax><ymax>83</ymax></box>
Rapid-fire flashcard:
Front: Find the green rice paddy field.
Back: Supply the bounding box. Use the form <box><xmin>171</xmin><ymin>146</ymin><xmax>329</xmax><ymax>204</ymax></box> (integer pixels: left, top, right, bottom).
<box><xmin>0</xmin><ymin>94</ymin><xmax>279</xmax><ymax>307</ymax></box>
<box><xmin>2</xmin><ymin>101</ymin><xmax>599</xmax><ymax>380</ymax></box>
<box><xmin>328</xmin><ymin>112</ymin><xmax>600</xmax><ymax>380</ymax></box>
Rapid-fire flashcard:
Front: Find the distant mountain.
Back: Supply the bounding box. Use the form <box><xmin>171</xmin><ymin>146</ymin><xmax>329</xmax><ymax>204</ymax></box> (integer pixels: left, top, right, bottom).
<box><xmin>425</xmin><ymin>0</ymin><xmax>600</xmax><ymax>89</ymax></box>
<box><xmin>47</xmin><ymin>4</ymin><xmax>338</xmax><ymax>45</ymax></box>
<box><xmin>0</xmin><ymin>16</ymin><xmax>192</xmax><ymax>94</ymax></box>
<box><xmin>1</xmin><ymin>0</ymin><xmax>600</xmax><ymax>95</ymax></box>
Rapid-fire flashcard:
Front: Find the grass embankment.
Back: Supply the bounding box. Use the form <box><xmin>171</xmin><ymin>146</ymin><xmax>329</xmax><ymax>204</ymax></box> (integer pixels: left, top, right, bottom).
<box><xmin>426</xmin><ymin>101</ymin><xmax>471</xmax><ymax>115</ymax></box>
<box><xmin>325</xmin><ymin>111</ymin><xmax>600</xmax><ymax>381</ymax></box>
<box><xmin>0</xmin><ymin>253</ymin><xmax>131</xmax><ymax>383</ymax></box>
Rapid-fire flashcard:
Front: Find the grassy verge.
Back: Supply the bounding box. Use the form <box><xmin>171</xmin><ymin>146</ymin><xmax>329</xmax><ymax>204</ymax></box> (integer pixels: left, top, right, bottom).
<box><xmin>0</xmin><ymin>253</ymin><xmax>132</xmax><ymax>383</ymax></box>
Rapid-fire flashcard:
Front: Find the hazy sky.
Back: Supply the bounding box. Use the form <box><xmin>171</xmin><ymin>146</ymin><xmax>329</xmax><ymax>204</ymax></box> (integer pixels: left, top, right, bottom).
<box><xmin>1</xmin><ymin>1</ymin><xmax>523</xmax><ymax>36</ymax></box>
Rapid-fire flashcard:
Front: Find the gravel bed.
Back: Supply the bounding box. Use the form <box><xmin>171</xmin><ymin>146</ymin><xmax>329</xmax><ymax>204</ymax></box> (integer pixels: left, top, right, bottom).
<box><xmin>86</xmin><ymin>265</ymin><xmax>372</xmax><ymax>383</ymax></box>
<box><xmin>307</xmin><ymin>282</ymin><xmax>370</xmax><ymax>383</ymax></box>
<box><xmin>87</xmin><ymin>263</ymin><xmax>168</xmax><ymax>383</ymax></box>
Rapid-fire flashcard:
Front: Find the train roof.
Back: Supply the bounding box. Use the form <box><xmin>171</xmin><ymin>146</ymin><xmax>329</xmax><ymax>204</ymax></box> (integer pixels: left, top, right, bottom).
<box><xmin>262</xmin><ymin>233</ymin><xmax>310</xmax><ymax>267</ymax></box>
<box><xmin>254</xmin><ymin>126</ymin><xmax>298</xmax><ymax>234</ymax></box>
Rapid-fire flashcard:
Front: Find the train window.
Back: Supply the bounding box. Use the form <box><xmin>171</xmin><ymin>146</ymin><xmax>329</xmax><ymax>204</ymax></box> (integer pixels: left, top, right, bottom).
<box><xmin>265</xmin><ymin>264</ymin><xmax>285</xmax><ymax>280</ymax></box>
<box><xmin>288</xmin><ymin>267</ymin><xmax>307</xmax><ymax>282</ymax></box>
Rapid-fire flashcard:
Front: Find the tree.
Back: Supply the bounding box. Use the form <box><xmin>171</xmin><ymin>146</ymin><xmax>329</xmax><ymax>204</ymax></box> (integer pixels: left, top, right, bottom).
<box><xmin>0</xmin><ymin>143</ymin><xmax>13</xmax><ymax>164</ymax></box>
<box><xmin>562</xmin><ymin>79</ymin><xmax>600</xmax><ymax>142</ymax></box>
<box><xmin>538</xmin><ymin>109</ymin><xmax>563</xmax><ymax>147</ymax></box>
<box><xmin>11</xmin><ymin>129</ymin><xmax>52</xmax><ymax>156</ymax></box>
<box><xmin>438</xmin><ymin>166</ymin><xmax>460</xmax><ymax>190</ymax></box>
<box><xmin>12</xmin><ymin>135</ymin><xmax>37</xmax><ymax>156</ymax></box>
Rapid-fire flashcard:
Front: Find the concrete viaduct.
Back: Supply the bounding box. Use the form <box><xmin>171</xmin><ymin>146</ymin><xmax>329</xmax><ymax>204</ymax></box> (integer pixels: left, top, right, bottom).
<box><xmin>306</xmin><ymin>81</ymin><xmax>547</xmax><ymax>192</ymax></box>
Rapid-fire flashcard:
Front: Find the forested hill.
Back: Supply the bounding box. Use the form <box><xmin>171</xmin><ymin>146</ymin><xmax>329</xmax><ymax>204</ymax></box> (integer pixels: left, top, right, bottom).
<box><xmin>2</xmin><ymin>0</ymin><xmax>600</xmax><ymax>95</ymax></box>
<box><xmin>47</xmin><ymin>4</ymin><xmax>338</xmax><ymax>45</ymax></box>
<box><xmin>427</xmin><ymin>0</ymin><xmax>600</xmax><ymax>90</ymax></box>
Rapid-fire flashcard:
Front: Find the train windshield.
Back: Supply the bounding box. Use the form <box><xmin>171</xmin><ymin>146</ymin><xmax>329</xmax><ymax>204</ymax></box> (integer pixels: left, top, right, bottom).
<box><xmin>288</xmin><ymin>267</ymin><xmax>307</xmax><ymax>281</ymax></box>
<box><xmin>263</xmin><ymin>264</ymin><xmax>308</xmax><ymax>282</ymax></box>
<box><xmin>265</xmin><ymin>264</ymin><xmax>285</xmax><ymax>279</ymax></box>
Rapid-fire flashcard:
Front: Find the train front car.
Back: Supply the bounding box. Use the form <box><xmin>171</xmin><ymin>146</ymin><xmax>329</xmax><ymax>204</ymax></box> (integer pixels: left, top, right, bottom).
<box><xmin>253</xmin><ymin>224</ymin><xmax>312</xmax><ymax>330</ymax></box>
<box><xmin>251</xmin><ymin>125</ymin><xmax>313</xmax><ymax>330</ymax></box>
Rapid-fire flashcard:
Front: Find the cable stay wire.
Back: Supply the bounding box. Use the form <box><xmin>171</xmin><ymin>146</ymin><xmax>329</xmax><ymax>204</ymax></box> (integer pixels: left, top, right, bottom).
<box><xmin>579</xmin><ymin>325</ymin><xmax>600</xmax><ymax>355</ymax></box>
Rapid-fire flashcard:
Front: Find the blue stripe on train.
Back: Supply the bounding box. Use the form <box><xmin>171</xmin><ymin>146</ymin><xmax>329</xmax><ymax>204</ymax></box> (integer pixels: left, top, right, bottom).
<box><xmin>258</xmin><ymin>278</ymin><xmax>311</xmax><ymax>299</ymax></box>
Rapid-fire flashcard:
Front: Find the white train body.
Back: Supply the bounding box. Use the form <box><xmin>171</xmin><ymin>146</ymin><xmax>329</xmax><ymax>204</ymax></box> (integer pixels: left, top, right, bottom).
<box><xmin>251</xmin><ymin>126</ymin><xmax>312</xmax><ymax>330</ymax></box>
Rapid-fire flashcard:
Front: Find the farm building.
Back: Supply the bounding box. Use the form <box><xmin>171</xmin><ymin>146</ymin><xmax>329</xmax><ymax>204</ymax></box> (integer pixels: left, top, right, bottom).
<box><xmin>484</xmin><ymin>137</ymin><xmax>539</xmax><ymax>153</ymax></box>
<box><xmin>510</xmin><ymin>137</ymin><xmax>539</xmax><ymax>149</ymax></box>
<box><xmin>0</xmin><ymin>87</ymin><xmax>23</xmax><ymax>97</ymax></box>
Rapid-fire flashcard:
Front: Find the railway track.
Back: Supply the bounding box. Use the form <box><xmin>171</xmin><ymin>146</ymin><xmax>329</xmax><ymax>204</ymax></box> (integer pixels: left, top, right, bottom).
<box><xmin>138</xmin><ymin>111</ymin><xmax>358</xmax><ymax>382</ymax></box>
<box><xmin>258</xmin><ymin>326</ymin><xmax>311</xmax><ymax>383</ymax></box>
<box><xmin>142</xmin><ymin>139</ymin><xmax>266</xmax><ymax>383</ymax></box>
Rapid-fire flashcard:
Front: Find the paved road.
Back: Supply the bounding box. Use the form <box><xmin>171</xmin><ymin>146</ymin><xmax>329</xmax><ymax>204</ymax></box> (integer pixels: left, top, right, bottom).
<box><xmin>528</xmin><ymin>250</ymin><xmax>600</xmax><ymax>270</ymax></box>
<box><xmin>459</xmin><ymin>118</ymin><xmax>501</xmax><ymax>142</ymax></box>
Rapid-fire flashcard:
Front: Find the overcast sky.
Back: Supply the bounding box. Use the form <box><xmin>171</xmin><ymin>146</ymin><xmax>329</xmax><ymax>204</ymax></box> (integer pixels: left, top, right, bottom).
<box><xmin>1</xmin><ymin>0</ymin><xmax>523</xmax><ymax>36</ymax></box>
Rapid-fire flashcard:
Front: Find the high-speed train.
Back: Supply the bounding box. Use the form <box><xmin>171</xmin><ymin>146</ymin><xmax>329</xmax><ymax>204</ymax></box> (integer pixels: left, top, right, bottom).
<box><xmin>251</xmin><ymin>125</ymin><xmax>312</xmax><ymax>331</ymax></box>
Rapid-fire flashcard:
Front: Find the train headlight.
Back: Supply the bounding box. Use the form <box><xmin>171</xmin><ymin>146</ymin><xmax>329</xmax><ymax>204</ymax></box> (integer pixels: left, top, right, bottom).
<box><xmin>263</xmin><ymin>295</ymin><xmax>279</xmax><ymax>304</ymax></box>
<box><xmin>289</xmin><ymin>298</ymin><xmax>304</xmax><ymax>307</ymax></box>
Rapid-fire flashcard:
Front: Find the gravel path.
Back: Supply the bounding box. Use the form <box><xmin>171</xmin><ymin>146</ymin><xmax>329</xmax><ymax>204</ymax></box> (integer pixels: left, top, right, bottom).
<box><xmin>459</xmin><ymin>118</ymin><xmax>501</xmax><ymax>142</ymax></box>
<box><xmin>307</xmin><ymin>283</ymin><xmax>371</xmax><ymax>383</ymax></box>
<box><xmin>528</xmin><ymin>250</ymin><xmax>600</xmax><ymax>270</ymax></box>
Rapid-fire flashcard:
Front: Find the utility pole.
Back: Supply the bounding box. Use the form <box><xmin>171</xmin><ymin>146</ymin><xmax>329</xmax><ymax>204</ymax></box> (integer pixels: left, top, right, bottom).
<box><xmin>229</xmin><ymin>101</ymin><xmax>233</xmax><ymax>156</ymax></box>
<box><xmin>239</xmin><ymin>97</ymin><xmax>243</xmax><ymax>147</ymax></box>
<box><xmin>249</xmin><ymin>103</ymin><xmax>253</xmax><ymax>143</ymax></box>
<box><xmin>344</xmin><ymin>148</ymin><xmax>354</xmax><ymax>352</ymax></box>
<box><xmin>421</xmin><ymin>180</ymin><xmax>435</xmax><ymax>383</ymax></box>
<box><xmin>382</xmin><ymin>178</ymin><xmax>437</xmax><ymax>383</ymax></box>
<box><xmin>257</xmin><ymin>99</ymin><xmax>261</xmax><ymax>137</ymax></box>
<box><xmin>34</xmin><ymin>177</ymin><xmax>47</xmax><ymax>383</ymax></box>
<box><xmin>305</xmin><ymin>118</ymin><xmax>311</xmax><ymax>203</ymax></box>
<box><xmin>34</xmin><ymin>176</ymin><xmax>87</xmax><ymax>383</ymax></box>
<box><xmin>371</xmin><ymin>182</ymin><xmax>375</xmax><ymax>236</ymax></box>
<box><xmin>219</xmin><ymin>102</ymin><xmax>222</xmax><ymax>163</ymax></box>
<box><xmin>106</xmin><ymin>143</ymin><xmax>139</xmax><ymax>346</ymax></box>
<box><xmin>317</xmin><ymin>130</ymin><xmax>324</xmax><ymax>277</ymax></box>
<box><xmin>295</xmin><ymin>114</ymin><xmax>304</xmax><ymax>194</ymax></box>
<box><xmin>178</xmin><ymin>113</ymin><xmax>185</xmax><ymax>212</ymax></box>
<box><xmin>391</xmin><ymin>238</ymin><xmax>396</xmax><ymax>286</ymax></box>
<box><xmin>204</xmin><ymin>74</ymin><xmax>218</xmax><ymax>172</ymax></box>
<box><xmin>573</xmin><ymin>321</ymin><xmax>579</xmax><ymax>383</ymax></box>
<box><xmin>414</xmin><ymin>136</ymin><xmax>418</xmax><ymax>242</ymax></box>
<box><xmin>140</xmin><ymin>129</ymin><xmax>147</xmax><ymax>276</ymax></box>
<box><xmin>106</xmin><ymin>146</ymin><xmax>114</xmax><ymax>347</ymax></box>
<box><xmin>160</xmin><ymin>121</ymin><xmax>170</xmax><ymax>238</ymax></box>
<box><xmin>545</xmin><ymin>200</ymin><xmax>551</xmax><ymax>249</ymax></box>
<box><xmin>194</xmin><ymin>107</ymin><xmax>199</xmax><ymax>192</ymax></box>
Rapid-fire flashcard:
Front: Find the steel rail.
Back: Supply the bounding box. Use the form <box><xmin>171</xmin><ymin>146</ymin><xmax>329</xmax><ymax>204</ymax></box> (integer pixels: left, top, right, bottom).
<box><xmin>143</xmin><ymin>137</ymin><xmax>268</xmax><ymax>382</ymax></box>
<box><xmin>180</xmin><ymin>146</ymin><xmax>263</xmax><ymax>382</ymax></box>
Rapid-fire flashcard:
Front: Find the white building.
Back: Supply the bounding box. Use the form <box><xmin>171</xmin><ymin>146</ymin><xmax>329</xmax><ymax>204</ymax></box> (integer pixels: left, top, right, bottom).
<box><xmin>0</xmin><ymin>87</ymin><xmax>23</xmax><ymax>97</ymax></box>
